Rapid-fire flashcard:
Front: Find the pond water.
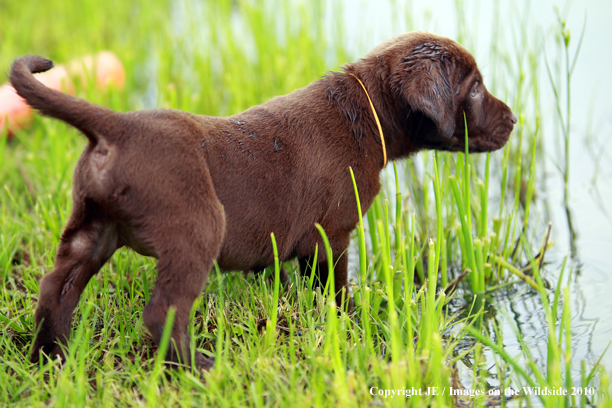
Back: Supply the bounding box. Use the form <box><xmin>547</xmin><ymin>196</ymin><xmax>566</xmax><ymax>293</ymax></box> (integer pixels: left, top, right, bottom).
<box><xmin>339</xmin><ymin>0</ymin><xmax>612</xmax><ymax>380</ymax></box>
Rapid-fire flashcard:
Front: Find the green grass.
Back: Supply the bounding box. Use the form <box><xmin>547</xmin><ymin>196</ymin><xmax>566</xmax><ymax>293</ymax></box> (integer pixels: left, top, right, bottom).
<box><xmin>1</xmin><ymin>0</ymin><xmax>610</xmax><ymax>407</ymax></box>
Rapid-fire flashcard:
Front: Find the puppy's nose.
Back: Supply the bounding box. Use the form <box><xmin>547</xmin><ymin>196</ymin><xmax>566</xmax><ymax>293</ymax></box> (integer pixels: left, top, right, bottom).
<box><xmin>510</xmin><ymin>113</ymin><xmax>518</xmax><ymax>124</ymax></box>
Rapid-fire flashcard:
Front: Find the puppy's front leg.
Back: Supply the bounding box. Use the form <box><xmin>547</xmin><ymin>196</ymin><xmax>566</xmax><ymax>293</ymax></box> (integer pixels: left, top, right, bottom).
<box><xmin>299</xmin><ymin>249</ymin><xmax>354</xmax><ymax>313</ymax></box>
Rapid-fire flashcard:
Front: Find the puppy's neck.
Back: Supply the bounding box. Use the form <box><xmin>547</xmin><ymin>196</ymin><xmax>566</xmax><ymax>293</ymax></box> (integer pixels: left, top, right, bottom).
<box><xmin>348</xmin><ymin>73</ymin><xmax>388</xmax><ymax>167</ymax></box>
<box><xmin>322</xmin><ymin>67</ymin><xmax>421</xmax><ymax>166</ymax></box>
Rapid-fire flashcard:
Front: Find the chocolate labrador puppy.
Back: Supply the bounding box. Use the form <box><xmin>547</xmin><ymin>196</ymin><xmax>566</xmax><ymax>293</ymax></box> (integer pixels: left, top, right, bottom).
<box><xmin>10</xmin><ymin>32</ymin><xmax>516</xmax><ymax>370</ymax></box>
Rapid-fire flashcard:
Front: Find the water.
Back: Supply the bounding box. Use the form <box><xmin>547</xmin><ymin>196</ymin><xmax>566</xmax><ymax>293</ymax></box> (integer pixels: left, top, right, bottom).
<box><xmin>339</xmin><ymin>0</ymin><xmax>612</xmax><ymax>380</ymax></box>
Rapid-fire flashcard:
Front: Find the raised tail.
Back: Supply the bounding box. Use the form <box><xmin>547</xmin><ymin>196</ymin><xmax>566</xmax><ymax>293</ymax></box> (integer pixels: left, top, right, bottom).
<box><xmin>9</xmin><ymin>55</ymin><xmax>118</xmax><ymax>143</ymax></box>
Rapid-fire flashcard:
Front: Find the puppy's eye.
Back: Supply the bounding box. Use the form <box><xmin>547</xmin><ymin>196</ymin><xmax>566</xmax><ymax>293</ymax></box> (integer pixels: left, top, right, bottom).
<box><xmin>470</xmin><ymin>83</ymin><xmax>479</xmax><ymax>97</ymax></box>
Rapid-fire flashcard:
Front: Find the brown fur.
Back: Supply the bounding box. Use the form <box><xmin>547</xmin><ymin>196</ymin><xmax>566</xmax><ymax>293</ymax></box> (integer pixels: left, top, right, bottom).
<box><xmin>10</xmin><ymin>32</ymin><xmax>516</xmax><ymax>370</ymax></box>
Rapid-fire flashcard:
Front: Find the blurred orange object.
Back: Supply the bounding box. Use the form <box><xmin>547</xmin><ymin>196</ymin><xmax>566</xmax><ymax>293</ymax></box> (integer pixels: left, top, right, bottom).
<box><xmin>1</xmin><ymin>51</ymin><xmax>125</xmax><ymax>137</ymax></box>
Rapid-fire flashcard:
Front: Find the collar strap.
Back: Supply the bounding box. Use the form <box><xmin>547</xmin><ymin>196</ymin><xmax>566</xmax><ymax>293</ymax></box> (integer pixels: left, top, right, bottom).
<box><xmin>349</xmin><ymin>73</ymin><xmax>387</xmax><ymax>167</ymax></box>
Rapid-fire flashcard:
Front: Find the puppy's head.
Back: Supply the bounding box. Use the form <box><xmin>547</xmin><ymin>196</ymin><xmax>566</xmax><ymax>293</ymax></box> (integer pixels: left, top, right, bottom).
<box><xmin>375</xmin><ymin>32</ymin><xmax>516</xmax><ymax>153</ymax></box>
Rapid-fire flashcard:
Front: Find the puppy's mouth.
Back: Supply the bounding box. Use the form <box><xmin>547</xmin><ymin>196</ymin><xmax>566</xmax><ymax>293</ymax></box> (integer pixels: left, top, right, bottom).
<box><xmin>469</xmin><ymin>124</ymin><xmax>514</xmax><ymax>152</ymax></box>
<box><xmin>451</xmin><ymin>113</ymin><xmax>517</xmax><ymax>153</ymax></box>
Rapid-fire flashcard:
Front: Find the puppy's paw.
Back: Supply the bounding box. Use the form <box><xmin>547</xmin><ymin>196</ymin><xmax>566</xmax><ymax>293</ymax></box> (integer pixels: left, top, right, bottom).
<box><xmin>30</xmin><ymin>342</ymin><xmax>65</xmax><ymax>364</ymax></box>
<box><xmin>195</xmin><ymin>352</ymin><xmax>215</xmax><ymax>371</ymax></box>
<box><xmin>345</xmin><ymin>297</ymin><xmax>356</xmax><ymax>314</ymax></box>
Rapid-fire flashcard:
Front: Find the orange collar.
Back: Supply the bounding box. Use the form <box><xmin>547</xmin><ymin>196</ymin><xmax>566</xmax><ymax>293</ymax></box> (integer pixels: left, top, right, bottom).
<box><xmin>349</xmin><ymin>73</ymin><xmax>387</xmax><ymax>167</ymax></box>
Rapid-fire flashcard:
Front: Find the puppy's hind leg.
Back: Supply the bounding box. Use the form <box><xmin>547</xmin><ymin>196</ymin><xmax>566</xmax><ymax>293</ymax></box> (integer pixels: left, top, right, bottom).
<box><xmin>141</xmin><ymin>210</ymin><xmax>224</xmax><ymax>371</ymax></box>
<box><xmin>30</xmin><ymin>201</ymin><xmax>119</xmax><ymax>363</ymax></box>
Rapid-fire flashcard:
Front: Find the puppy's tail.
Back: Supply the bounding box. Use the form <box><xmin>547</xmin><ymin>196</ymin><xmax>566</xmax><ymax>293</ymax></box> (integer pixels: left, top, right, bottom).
<box><xmin>9</xmin><ymin>55</ymin><xmax>118</xmax><ymax>144</ymax></box>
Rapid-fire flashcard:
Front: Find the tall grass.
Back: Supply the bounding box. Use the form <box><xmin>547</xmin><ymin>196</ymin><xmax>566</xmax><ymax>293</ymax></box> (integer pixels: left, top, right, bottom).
<box><xmin>0</xmin><ymin>0</ymin><xmax>609</xmax><ymax>407</ymax></box>
<box><xmin>544</xmin><ymin>12</ymin><xmax>586</xmax><ymax>256</ymax></box>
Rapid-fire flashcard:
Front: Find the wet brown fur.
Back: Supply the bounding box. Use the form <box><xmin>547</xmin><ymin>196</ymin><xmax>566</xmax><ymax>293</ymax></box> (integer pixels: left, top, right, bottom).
<box><xmin>9</xmin><ymin>32</ymin><xmax>516</xmax><ymax>370</ymax></box>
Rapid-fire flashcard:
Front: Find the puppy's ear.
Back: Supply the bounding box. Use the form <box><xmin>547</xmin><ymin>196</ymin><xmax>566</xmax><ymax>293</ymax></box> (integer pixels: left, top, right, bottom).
<box><xmin>397</xmin><ymin>42</ymin><xmax>456</xmax><ymax>138</ymax></box>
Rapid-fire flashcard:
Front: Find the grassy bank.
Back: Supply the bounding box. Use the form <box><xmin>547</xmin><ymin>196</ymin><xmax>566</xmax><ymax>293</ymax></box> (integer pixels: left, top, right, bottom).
<box><xmin>1</xmin><ymin>0</ymin><xmax>609</xmax><ymax>406</ymax></box>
